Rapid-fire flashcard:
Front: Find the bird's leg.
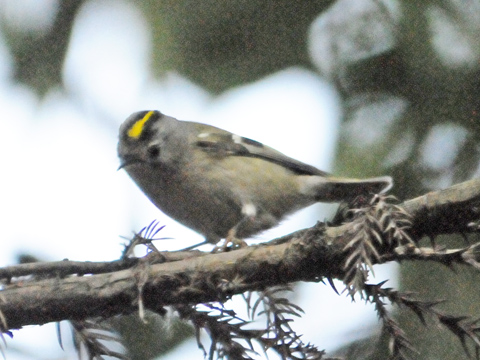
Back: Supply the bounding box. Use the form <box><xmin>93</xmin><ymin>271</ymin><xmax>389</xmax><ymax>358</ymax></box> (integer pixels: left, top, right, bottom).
<box><xmin>226</xmin><ymin>202</ymin><xmax>260</xmax><ymax>248</ymax></box>
<box><xmin>225</xmin><ymin>223</ymin><xmax>248</xmax><ymax>249</ymax></box>
<box><xmin>211</xmin><ymin>222</ymin><xmax>248</xmax><ymax>252</ymax></box>
<box><xmin>214</xmin><ymin>203</ymin><xmax>279</xmax><ymax>252</ymax></box>
<box><xmin>212</xmin><ymin>203</ymin><xmax>257</xmax><ymax>252</ymax></box>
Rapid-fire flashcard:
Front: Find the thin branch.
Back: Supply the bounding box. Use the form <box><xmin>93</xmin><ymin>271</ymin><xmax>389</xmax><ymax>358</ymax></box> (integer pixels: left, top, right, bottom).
<box><xmin>0</xmin><ymin>178</ymin><xmax>480</xmax><ymax>333</ymax></box>
<box><xmin>0</xmin><ymin>250</ymin><xmax>203</xmax><ymax>280</ymax></box>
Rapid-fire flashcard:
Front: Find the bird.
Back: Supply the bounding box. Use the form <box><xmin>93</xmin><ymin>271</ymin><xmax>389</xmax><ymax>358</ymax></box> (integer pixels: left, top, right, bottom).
<box><xmin>118</xmin><ymin>110</ymin><xmax>392</xmax><ymax>247</ymax></box>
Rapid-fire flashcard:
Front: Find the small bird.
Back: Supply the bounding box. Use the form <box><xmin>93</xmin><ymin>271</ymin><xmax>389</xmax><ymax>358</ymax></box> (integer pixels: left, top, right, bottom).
<box><xmin>118</xmin><ymin>110</ymin><xmax>392</xmax><ymax>247</ymax></box>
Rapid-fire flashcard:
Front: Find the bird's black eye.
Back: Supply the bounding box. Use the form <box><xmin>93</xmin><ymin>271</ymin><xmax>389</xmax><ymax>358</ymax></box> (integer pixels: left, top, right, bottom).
<box><xmin>147</xmin><ymin>145</ymin><xmax>160</xmax><ymax>159</ymax></box>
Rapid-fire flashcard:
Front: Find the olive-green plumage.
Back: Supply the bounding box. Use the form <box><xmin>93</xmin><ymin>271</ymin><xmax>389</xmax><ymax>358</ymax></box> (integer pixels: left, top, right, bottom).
<box><xmin>118</xmin><ymin>110</ymin><xmax>392</xmax><ymax>244</ymax></box>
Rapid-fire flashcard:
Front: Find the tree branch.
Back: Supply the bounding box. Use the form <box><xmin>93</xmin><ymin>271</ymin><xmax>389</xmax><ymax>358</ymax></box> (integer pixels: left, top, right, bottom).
<box><xmin>1</xmin><ymin>178</ymin><xmax>480</xmax><ymax>332</ymax></box>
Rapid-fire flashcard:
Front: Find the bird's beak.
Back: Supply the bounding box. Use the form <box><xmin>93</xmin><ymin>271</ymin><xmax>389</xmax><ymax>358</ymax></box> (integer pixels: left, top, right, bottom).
<box><xmin>117</xmin><ymin>156</ymin><xmax>144</xmax><ymax>170</ymax></box>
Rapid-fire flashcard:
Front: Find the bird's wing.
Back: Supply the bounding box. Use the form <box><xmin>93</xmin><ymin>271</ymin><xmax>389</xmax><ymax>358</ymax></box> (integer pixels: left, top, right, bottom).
<box><xmin>189</xmin><ymin>122</ymin><xmax>329</xmax><ymax>176</ymax></box>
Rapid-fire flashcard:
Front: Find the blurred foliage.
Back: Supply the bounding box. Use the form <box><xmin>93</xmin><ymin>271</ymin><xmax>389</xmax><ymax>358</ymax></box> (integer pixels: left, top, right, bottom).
<box><xmin>110</xmin><ymin>312</ymin><xmax>194</xmax><ymax>360</ymax></box>
<box><xmin>309</xmin><ymin>0</ymin><xmax>480</xmax><ymax>199</ymax></box>
<box><xmin>309</xmin><ymin>0</ymin><xmax>480</xmax><ymax>359</ymax></box>
<box><xmin>3</xmin><ymin>0</ymin><xmax>480</xmax><ymax>359</ymax></box>
<box><xmin>2</xmin><ymin>0</ymin><xmax>83</xmax><ymax>95</ymax></box>
<box><xmin>394</xmin><ymin>235</ymin><xmax>480</xmax><ymax>359</ymax></box>
<box><xmin>138</xmin><ymin>0</ymin><xmax>333</xmax><ymax>92</ymax></box>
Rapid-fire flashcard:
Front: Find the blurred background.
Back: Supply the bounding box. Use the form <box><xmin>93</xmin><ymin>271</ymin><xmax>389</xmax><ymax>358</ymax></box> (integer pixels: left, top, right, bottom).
<box><xmin>0</xmin><ymin>0</ymin><xmax>479</xmax><ymax>359</ymax></box>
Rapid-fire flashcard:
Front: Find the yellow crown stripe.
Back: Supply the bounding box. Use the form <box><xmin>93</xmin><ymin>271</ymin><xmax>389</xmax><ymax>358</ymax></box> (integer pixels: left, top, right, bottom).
<box><xmin>128</xmin><ymin>111</ymin><xmax>155</xmax><ymax>139</ymax></box>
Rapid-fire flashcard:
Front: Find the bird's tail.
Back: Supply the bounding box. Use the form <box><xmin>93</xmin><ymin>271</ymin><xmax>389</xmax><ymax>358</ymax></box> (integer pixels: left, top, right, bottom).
<box><xmin>302</xmin><ymin>176</ymin><xmax>393</xmax><ymax>202</ymax></box>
